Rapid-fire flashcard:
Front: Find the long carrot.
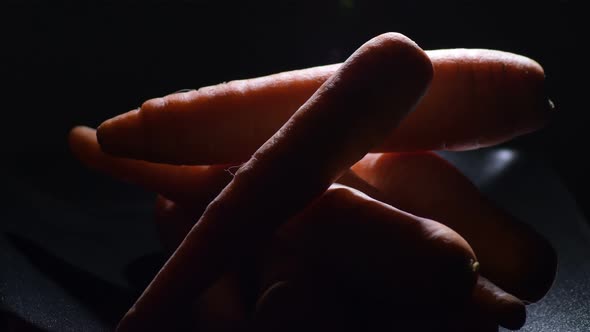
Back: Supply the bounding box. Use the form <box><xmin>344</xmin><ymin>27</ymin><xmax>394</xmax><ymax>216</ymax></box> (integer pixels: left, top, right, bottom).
<box><xmin>97</xmin><ymin>49</ymin><xmax>551</xmax><ymax>165</ymax></box>
<box><xmin>351</xmin><ymin>151</ymin><xmax>557</xmax><ymax>302</ymax></box>
<box><xmin>115</xmin><ymin>32</ymin><xmax>456</xmax><ymax>331</ymax></box>
<box><xmin>69</xmin><ymin>126</ymin><xmax>231</xmax><ymax>207</ymax></box>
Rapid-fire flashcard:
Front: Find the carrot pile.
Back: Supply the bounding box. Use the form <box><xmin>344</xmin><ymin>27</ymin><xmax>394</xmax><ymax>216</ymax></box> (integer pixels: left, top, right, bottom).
<box><xmin>69</xmin><ymin>32</ymin><xmax>556</xmax><ymax>331</ymax></box>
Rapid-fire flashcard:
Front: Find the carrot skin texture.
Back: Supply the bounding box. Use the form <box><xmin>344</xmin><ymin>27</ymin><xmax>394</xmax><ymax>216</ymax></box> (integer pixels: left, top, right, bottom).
<box><xmin>351</xmin><ymin>152</ymin><xmax>557</xmax><ymax>302</ymax></box>
<box><xmin>115</xmin><ymin>32</ymin><xmax>434</xmax><ymax>331</ymax></box>
<box><xmin>382</xmin><ymin>49</ymin><xmax>550</xmax><ymax>152</ymax></box>
<box><xmin>97</xmin><ymin>65</ymin><xmax>337</xmax><ymax>165</ymax></box>
<box><xmin>97</xmin><ymin>49</ymin><xmax>549</xmax><ymax>165</ymax></box>
<box><xmin>69</xmin><ymin>126</ymin><xmax>232</xmax><ymax>206</ymax></box>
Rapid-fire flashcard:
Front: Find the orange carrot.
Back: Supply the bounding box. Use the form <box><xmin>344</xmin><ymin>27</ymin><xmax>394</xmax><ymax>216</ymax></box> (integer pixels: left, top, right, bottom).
<box><xmin>351</xmin><ymin>151</ymin><xmax>557</xmax><ymax>302</ymax></box>
<box><xmin>115</xmin><ymin>32</ymin><xmax>442</xmax><ymax>331</ymax></box>
<box><xmin>153</xmin><ymin>191</ymin><xmax>523</xmax><ymax>330</ymax></box>
<box><xmin>251</xmin><ymin>184</ymin><xmax>479</xmax><ymax>332</ymax></box>
<box><xmin>97</xmin><ymin>49</ymin><xmax>550</xmax><ymax>165</ymax></box>
<box><xmin>69</xmin><ymin>126</ymin><xmax>231</xmax><ymax>207</ymax></box>
<box><xmin>471</xmin><ymin>276</ymin><xmax>526</xmax><ymax>330</ymax></box>
<box><xmin>69</xmin><ymin>127</ymin><xmax>381</xmax><ymax>210</ymax></box>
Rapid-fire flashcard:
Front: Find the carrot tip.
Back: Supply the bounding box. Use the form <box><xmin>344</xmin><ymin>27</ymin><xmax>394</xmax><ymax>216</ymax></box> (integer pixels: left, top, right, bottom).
<box><xmin>96</xmin><ymin>109</ymin><xmax>143</xmax><ymax>158</ymax></box>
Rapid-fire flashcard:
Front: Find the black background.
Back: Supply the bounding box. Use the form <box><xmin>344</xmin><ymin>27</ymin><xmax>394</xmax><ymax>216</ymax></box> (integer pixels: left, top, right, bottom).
<box><xmin>1</xmin><ymin>0</ymin><xmax>587</xmax><ymax>218</ymax></box>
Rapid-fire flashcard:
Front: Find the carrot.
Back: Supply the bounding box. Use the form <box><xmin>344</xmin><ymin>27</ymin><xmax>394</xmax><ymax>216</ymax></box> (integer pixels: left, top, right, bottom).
<box><xmin>97</xmin><ymin>49</ymin><xmax>550</xmax><ymax>165</ymax></box>
<box><xmin>70</xmin><ymin>126</ymin><xmax>385</xmax><ymax>208</ymax></box>
<box><xmin>153</xmin><ymin>186</ymin><xmax>480</xmax><ymax>331</ymax></box>
<box><xmin>151</xmin><ymin>180</ymin><xmax>523</xmax><ymax>329</ymax></box>
<box><xmin>68</xmin><ymin>126</ymin><xmax>232</xmax><ymax>207</ymax></box>
<box><xmin>70</xmin><ymin>126</ymin><xmax>551</xmax><ymax>303</ymax></box>
<box><xmin>254</xmin><ymin>184</ymin><xmax>478</xmax><ymax>332</ymax></box>
<box><xmin>351</xmin><ymin>151</ymin><xmax>557</xmax><ymax>302</ymax></box>
<box><xmin>115</xmin><ymin>32</ymin><xmax>443</xmax><ymax>331</ymax></box>
<box><xmin>471</xmin><ymin>276</ymin><xmax>526</xmax><ymax>330</ymax></box>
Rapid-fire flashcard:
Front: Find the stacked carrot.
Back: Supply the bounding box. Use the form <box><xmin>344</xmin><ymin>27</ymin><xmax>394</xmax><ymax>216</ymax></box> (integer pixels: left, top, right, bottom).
<box><xmin>69</xmin><ymin>32</ymin><xmax>556</xmax><ymax>331</ymax></box>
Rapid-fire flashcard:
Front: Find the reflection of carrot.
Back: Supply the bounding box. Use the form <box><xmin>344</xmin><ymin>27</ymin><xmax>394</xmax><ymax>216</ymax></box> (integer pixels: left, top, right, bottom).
<box><xmin>352</xmin><ymin>152</ymin><xmax>557</xmax><ymax>303</ymax></box>
<box><xmin>97</xmin><ymin>49</ymin><xmax>550</xmax><ymax>165</ymax></box>
<box><xmin>116</xmin><ymin>33</ymin><xmax>444</xmax><ymax>331</ymax></box>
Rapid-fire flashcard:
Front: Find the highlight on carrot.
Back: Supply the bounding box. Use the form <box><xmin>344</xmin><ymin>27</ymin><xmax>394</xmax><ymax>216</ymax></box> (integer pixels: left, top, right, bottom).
<box><xmin>96</xmin><ymin>49</ymin><xmax>551</xmax><ymax>165</ymax></box>
<box><xmin>351</xmin><ymin>151</ymin><xmax>557</xmax><ymax>303</ymax></box>
<box><xmin>115</xmin><ymin>32</ymin><xmax>436</xmax><ymax>331</ymax></box>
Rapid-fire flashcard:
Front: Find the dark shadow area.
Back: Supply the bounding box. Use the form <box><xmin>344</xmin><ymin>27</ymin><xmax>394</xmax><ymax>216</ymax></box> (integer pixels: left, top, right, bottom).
<box><xmin>123</xmin><ymin>251</ymin><xmax>167</xmax><ymax>293</ymax></box>
<box><xmin>0</xmin><ymin>310</ymin><xmax>47</xmax><ymax>332</ymax></box>
<box><xmin>4</xmin><ymin>232</ymin><xmax>135</xmax><ymax>328</ymax></box>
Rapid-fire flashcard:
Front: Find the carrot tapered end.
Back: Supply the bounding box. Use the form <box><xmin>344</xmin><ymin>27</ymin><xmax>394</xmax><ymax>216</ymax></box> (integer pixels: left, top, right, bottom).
<box><xmin>97</xmin><ymin>109</ymin><xmax>145</xmax><ymax>160</ymax></box>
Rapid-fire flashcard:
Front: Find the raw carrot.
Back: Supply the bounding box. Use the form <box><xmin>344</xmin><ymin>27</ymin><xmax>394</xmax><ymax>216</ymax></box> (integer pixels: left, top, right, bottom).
<box><xmin>69</xmin><ymin>127</ymin><xmax>381</xmax><ymax>215</ymax></box>
<box><xmin>70</xmin><ymin>126</ymin><xmax>553</xmax><ymax>303</ymax></box>
<box><xmin>154</xmin><ymin>186</ymin><xmax>480</xmax><ymax>331</ymax></box>
<box><xmin>351</xmin><ymin>151</ymin><xmax>557</xmax><ymax>302</ymax></box>
<box><xmin>97</xmin><ymin>49</ymin><xmax>550</xmax><ymax>165</ymax></box>
<box><xmin>470</xmin><ymin>276</ymin><xmax>526</xmax><ymax>330</ymax></box>
<box><xmin>150</xmin><ymin>177</ymin><xmax>524</xmax><ymax>329</ymax></box>
<box><xmin>253</xmin><ymin>184</ymin><xmax>478</xmax><ymax>332</ymax></box>
<box><xmin>69</xmin><ymin>126</ymin><xmax>232</xmax><ymax>207</ymax></box>
<box><xmin>115</xmin><ymin>32</ymin><xmax>442</xmax><ymax>331</ymax></box>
